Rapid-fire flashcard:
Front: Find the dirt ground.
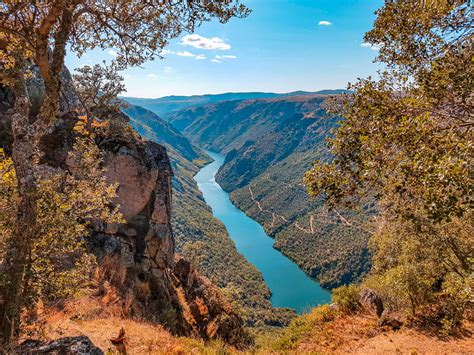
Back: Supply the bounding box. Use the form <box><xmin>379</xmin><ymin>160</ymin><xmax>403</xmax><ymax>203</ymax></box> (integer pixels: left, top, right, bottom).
<box><xmin>298</xmin><ymin>314</ymin><xmax>473</xmax><ymax>355</ymax></box>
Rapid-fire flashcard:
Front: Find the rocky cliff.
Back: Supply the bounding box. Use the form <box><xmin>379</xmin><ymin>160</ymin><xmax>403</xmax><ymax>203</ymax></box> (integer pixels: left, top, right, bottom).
<box><xmin>0</xmin><ymin>68</ymin><xmax>248</xmax><ymax>346</ymax></box>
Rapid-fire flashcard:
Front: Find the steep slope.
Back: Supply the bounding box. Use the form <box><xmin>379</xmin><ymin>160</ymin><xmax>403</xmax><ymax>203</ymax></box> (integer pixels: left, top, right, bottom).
<box><xmin>259</xmin><ymin>303</ymin><xmax>474</xmax><ymax>354</ymax></box>
<box><xmin>170</xmin><ymin>95</ymin><xmax>372</xmax><ymax>288</ymax></box>
<box><xmin>122</xmin><ymin>90</ymin><xmax>348</xmax><ymax>121</ymax></box>
<box><xmin>125</xmin><ymin>104</ymin><xmax>294</xmax><ymax>326</ymax></box>
<box><xmin>122</xmin><ymin>103</ymin><xmax>200</xmax><ymax>162</ymax></box>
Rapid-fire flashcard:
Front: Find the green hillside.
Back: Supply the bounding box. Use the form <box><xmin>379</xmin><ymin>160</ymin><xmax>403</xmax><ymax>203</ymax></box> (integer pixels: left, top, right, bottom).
<box><xmin>122</xmin><ymin>90</ymin><xmax>348</xmax><ymax>122</ymax></box>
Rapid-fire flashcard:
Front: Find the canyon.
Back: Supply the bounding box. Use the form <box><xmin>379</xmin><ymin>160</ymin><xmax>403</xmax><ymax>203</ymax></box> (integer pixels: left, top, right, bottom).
<box><xmin>129</xmin><ymin>93</ymin><xmax>373</xmax><ymax>290</ymax></box>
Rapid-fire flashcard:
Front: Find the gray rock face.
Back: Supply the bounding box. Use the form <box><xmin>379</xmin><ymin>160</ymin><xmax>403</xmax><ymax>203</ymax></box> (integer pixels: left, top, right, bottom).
<box><xmin>105</xmin><ymin>153</ymin><xmax>158</xmax><ymax>220</ymax></box>
<box><xmin>21</xmin><ymin>336</ymin><xmax>103</xmax><ymax>355</ymax></box>
<box><xmin>360</xmin><ymin>288</ymin><xmax>384</xmax><ymax>317</ymax></box>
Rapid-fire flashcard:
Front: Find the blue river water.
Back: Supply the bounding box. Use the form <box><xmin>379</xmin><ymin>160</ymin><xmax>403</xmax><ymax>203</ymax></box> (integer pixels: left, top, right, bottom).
<box><xmin>194</xmin><ymin>150</ymin><xmax>331</xmax><ymax>313</ymax></box>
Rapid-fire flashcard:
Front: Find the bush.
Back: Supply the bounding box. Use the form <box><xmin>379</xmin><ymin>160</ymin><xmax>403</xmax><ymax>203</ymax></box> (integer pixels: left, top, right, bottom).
<box><xmin>332</xmin><ymin>285</ymin><xmax>360</xmax><ymax>314</ymax></box>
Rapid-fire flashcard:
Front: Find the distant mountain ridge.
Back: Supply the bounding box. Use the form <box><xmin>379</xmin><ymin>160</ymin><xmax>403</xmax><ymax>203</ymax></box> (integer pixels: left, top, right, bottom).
<box><xmin>122</xmin><ymin>89</ymin><xmax>348</xmax><ymax>118</ymax></box>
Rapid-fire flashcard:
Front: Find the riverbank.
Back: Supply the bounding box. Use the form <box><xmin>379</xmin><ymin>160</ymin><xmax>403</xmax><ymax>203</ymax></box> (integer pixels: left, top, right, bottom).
<box><xmin>194</xmin><ymin>150</ymin><xmax>330</xmax><ymax>313</ymax></box>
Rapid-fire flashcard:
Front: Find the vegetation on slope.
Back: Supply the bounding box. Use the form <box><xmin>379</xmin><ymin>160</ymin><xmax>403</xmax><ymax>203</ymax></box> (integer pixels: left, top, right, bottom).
<box><xmin>123</xmin><ymin>103</ymin><xmax>201</xmax><ymax>162</ymax></box>
<box><xmin>231</xmin><ymin>150</ymin><xmax>371</xmax><ymax>288</ymax></box>
<box><xmin>169</xmin><ymin>95</ymin><xmax>372</xmax><ymax>288</ymax></box>
<box><xmin>261</xmin><ymin>302</ymin><xmax>474</xmax><ymax>353</ymax></box>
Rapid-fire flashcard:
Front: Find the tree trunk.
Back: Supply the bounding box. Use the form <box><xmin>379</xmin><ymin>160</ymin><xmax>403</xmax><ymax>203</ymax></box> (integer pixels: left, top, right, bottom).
<box><xmin>0</xmin><ymin>4</ymin><xmax>74</xmax><ymax>345</ymax></box>
<box><xmin>0</xmin><ymin>77</ymin><xmax>34</xmax><ymax>344</ymax></box>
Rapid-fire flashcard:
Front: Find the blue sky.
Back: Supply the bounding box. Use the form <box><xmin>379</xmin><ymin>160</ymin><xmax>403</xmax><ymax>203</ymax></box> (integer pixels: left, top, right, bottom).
<box><xmin>65</xmin><ymin>0</ymin><xmax>383</xmax><ymax>98</ymax></box>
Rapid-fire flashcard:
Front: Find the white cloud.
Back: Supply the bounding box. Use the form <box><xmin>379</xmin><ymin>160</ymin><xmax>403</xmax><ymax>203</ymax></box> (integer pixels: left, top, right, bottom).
<box><xmin>211</xmin><ymin>59</ymin><xmax>221</xmax><ymax>63</ymax></box>
<box><xmin>146</xmin><ymin>73</ymin><xmax>159</xmax><ymax>80</ymax></box>
<box><xmin>108</xmin><ymin>49</ymin><xmax>118</xmax><ymax>56</ymax></box>
<box><xmin>215</xmin><ymin>54</ymin><xmax>237</xmax><ymax>60</ymax></box>
<box><xmin>195</xmin><ymin>54</ymin><xmax>207</xmax><ymax>60</ymax></box>
<box><xmin>122</xmin><ymin>74</ymin><xmax>132</xmax><ymax>79</ymax></box>
<box><xmin>176</xmin><ymin>51</ymin><xmax>195</xmax><ymax>57</ymax></box>
<box><xmin>180</xmin><ymin>34</ymin><xmax>231</xmax><ymax>50</ymax></box>
<box><xmin>164</xmin><ymin>66</ymin><xmax>173</xmax><ymax>73</ymax></box>
<box><xmin>361</xmin><ymin>42</ymin><xmax>381</xmax><ymax>51</ymax></box>
<box><xmin>160</xmin><ymin>49</ymin><xmax>175</xmax><ymax>56</ymax></box>
<box><xmin>318</xmin><ymin>20</ymin><xmax>333</xmax><ymax>26</ymax></box>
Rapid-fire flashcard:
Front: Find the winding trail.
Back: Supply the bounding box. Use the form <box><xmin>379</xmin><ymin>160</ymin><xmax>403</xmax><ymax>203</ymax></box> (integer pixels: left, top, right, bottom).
<box><xmin>248</xmin><ymin>186</ymin><xmax>315</xmax><ymax>234</ymax></box>
<box><xmin>247</xmin><ymin>174</ymin><xmax>365</xmax><ymax>235</ymax></box>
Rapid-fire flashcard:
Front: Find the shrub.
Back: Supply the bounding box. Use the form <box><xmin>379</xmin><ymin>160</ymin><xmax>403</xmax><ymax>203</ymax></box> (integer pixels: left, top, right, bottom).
<box><xmin>332</xmin><ymin>285</ymin><xmax>360</xmax><ymax>314</ymax></box>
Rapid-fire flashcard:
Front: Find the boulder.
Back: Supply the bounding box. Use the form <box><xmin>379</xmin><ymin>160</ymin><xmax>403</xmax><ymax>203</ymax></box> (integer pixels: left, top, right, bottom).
<box><xmin>21</xmin><ymin>336</ymin><xmax>103</xmax><ymax>354</ymax></box>
<box><xmin>379</xmin><ymin>315</ymin><xmax>403</xmax><ymax>330</ymax></box>
<box><xmin>360</xmin><ymin>288</ymin><xmax>384</xmax><ymax>317</ymax></box>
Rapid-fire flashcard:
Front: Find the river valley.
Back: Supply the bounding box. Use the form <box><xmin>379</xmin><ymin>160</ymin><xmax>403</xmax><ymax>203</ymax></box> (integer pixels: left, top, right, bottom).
<box><xmin>194</xmin><ymin>150</ymin><xmax>331</xmax><ymax>313</ymax></box>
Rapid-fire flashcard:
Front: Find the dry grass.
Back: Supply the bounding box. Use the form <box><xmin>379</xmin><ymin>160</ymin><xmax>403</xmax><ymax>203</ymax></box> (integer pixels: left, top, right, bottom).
<box><xmin>255</xmin><ymin>304</ymin><xmax>474</xmax><ymax>355</ymax></box>
<box><xmin>296</xmin><ymin>312</ymin><xmax>474</xmax><ymax>354</ymax></box>
<box><xmin>22</xmin><ymin>294</ymin><xmax>238</xmax><ymax>354</ymax></box>
<box><xmin>45</xmin><ymin>316</ymin><xmax>190</xmax><ymax>354</ymax></box>
<box><xmin>349</xmin><ymin>324</ymin><xmax>474</xmax><ymax>355</ymax></box>
<box><xmin>23</xmin><ymin>294</ymin><xmax>186</xmax><ymax>354</ymax></box>
<box><xmin>23</xmin><ymin>293</ymin><xmax>474</xmax><ymax>354</ymax></box>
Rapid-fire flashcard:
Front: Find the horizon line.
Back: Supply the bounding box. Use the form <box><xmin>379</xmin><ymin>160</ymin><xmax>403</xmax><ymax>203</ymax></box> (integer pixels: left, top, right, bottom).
<box><xmin>120</xmin><ymin>88</ymin><xmax>349</xmax><ymax>100</ymax></box>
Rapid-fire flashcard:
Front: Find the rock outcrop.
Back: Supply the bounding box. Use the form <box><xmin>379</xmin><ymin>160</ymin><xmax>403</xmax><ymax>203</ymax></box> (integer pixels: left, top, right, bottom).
<box><xmin>87</xmin><ymin>123</ymin><xmax>247</xmax><ymax>345</ymax></box>
<box><xmin>21</xmin><ymin>336</ymin><xmax>103</xmax><ymax>355</ymax></box>
<box><xmin>360</xmin><ymin>288</ymin><xmax>384</xmax><ymax>317</ymax></box>
<box><xmin>0</xmin><ymin>67</ymin><xmax>247</xmax><ymax>346</ymax></box>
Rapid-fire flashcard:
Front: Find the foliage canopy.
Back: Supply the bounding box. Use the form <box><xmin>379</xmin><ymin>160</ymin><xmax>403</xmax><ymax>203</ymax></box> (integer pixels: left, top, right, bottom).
<box><xmin>305</xmin><ymin>0</ymin><xmax>473</xmax><ymax>330</ymax></box>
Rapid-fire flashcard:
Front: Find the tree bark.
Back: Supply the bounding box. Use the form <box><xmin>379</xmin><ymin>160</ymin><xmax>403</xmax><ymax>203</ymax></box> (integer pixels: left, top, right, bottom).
<box><xmin>0</xmin><ymin>5</ymin><xmax>74</xmax><ymax>344</ymax></box>
<box><xmin>0</xmin><ymin>75</ymin><xmax>34</xmax><ymax>344</ymax></box>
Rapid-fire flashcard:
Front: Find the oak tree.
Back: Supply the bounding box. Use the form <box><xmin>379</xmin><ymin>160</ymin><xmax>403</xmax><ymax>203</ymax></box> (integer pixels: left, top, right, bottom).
<box><xmin>0</xmin><ymin>0</ymin><xmax>249</xmax><ymax>343</ymax></box>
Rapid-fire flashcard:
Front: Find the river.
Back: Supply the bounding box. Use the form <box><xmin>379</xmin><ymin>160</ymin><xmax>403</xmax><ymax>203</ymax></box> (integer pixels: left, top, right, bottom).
<box><xmin>194</xmin><ymin>150</ymin><xmax>331</xmax><ymax>313</ymax></box>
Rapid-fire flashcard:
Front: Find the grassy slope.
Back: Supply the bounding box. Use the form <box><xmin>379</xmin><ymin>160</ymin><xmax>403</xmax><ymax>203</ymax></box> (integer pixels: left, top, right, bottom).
<box><xmin>256</xmin><ymin>305</ymin><xmax>474</xmax><ymax>354</ymax></box>
<box><xmin>126</xmin><ymin>104</ymin><xmax>294</xmax><ymax>325</ymax></box>
<box><xmin>171</xmin><ymin>95</ymin><xmax>371</xmax><ymax>288</ymax></box>
<box><xmin>42</xmin><ymin>296</ymin><xmax>474</xmax><ymax>354</ymax></box>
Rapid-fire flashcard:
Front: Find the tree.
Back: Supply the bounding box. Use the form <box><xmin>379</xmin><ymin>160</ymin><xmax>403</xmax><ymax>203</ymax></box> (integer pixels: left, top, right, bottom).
<box><xmin>0</xmin><ymin>0</ymin><xmax>250</xmax><ymax>343</ymax></box>
<box><xmin>305</xmin><ymin>0</ymin><xmax>472</xmax><ymax>329</ymax></box>
<box><xmin>73</xmin><ymin>63</ymin><xmax>126</xmax><ymax>124</ymax></box>
<box><xmin>1</xmin><ymin>139</ymin><xmax>122</xmax><ymax>302</ymax></box>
